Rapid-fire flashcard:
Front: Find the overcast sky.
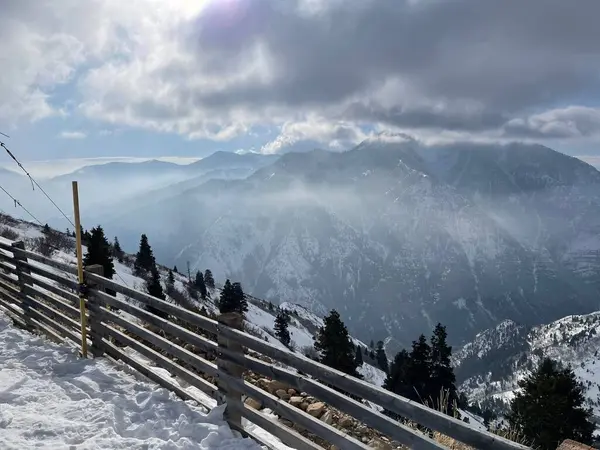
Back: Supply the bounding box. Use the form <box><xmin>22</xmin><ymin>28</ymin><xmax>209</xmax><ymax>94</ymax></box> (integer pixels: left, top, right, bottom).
<box><xmin>2</xmin><ymin>0</ymin><xmax>600</xmax><ymax>164</ymax></box>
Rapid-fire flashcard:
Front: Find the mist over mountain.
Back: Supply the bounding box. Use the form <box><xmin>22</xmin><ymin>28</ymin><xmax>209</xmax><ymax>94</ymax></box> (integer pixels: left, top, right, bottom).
<box><xmin>68</xmin><ymin>139</ymin><xmax>600</xmax><ymax>348</ymax></box>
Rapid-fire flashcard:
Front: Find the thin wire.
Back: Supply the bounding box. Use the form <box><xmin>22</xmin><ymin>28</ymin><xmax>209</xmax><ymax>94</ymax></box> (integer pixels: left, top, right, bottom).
<box><xmin>0</xmin><ymin>141</ymin><xmax>75</xmax><ymax>228</ymax></box>
<box><xmin>0</xmin><ymin>183</ymin><xmax>44</xmax><ymax>226</ymax></box>
<box><xmin>0</xmin><ymin>131</ymin><xmax>9</xmax><ymax>138</ymax></box>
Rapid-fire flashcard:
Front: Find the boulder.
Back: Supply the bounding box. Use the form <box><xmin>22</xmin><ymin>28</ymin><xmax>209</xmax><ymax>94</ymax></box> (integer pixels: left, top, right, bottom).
<box><xmin>306</xmin><ymin>402</ymin><xmax>326</xmax><ymax>417</ymax></box>
<box><xmin>289</xmin><ymin>396</ymin><xmax>304</xmax><ymax>407</ymax></box>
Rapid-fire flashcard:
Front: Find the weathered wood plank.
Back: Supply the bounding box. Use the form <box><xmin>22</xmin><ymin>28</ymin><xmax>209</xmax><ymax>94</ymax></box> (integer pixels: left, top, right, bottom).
<box><xmin>221</xmin><ymin>350</ymin><xmax>444</xmax><ymax>450</ymax></box>
<box><xmin>91</xmin><ymin>288</ymin><xmax>218</xmax><ymax>354</ymax></box>
<box><xmin>0</xmin><ymin>241</ymin><xmax>78</xmax><ymax>275</ymax></box>
<box><xmin>219</xmin><ymin>372</ymin><xmax>370</xmax><ymax>450</ymax></box>
<box><xmin>25</xmin><ymin>297</ymin><xmax>83</xmax><ymax>346</ymax></box>
<box><xmin>230</xmin><ymin>402</ymin><xmax>322</xmax><ymax>450</ymax></box>
<box><xmin>85</xmin><ymin>273</ymin><xmax>218</xmax><ymax>334</ymax></box>
<box><xmin>91</xmin><ymin>302</ymin><xmax>218</xmax><ymax>378</ymax></box>
<box><xmin>25</xmin><ymin>263</ymin><xmax>79</xmax><ymax>291</ymax></box>
<box><xmin>92</xmin><ymin>316</ymin><xmax>219</xmax><ymax>398</ymax></box>
<box><xmin>21</xmin><ymin>272</ymin><xmax>79</xmax><ymax>305</ymax></box>
<box><xmin>23</xmin><ymin>284</ymin><xmax>81</xmax><ymax>320</ymax></box>
<box><xmin>25</xmin><ymin>292</ymin><xmax>83</xmax><ymax>336</ymax></box>
<box><xmin>91</xmin><ymin>331</ymin><xmax>214</xmax><ymax>411</ymax></box>
<box><xmin>0</xmin><ymin>270</ymin><xmax>18</xmax><ymax>287</ymax></box>
<box><xmin>220</xmin><ymin>326</ymin><xmax>529</xmax><ymax>450</ymax></box>
<box><xmin>217</xmin><ymin>312</ymin><xmax>244</xmax><ymax>429</ymax></box>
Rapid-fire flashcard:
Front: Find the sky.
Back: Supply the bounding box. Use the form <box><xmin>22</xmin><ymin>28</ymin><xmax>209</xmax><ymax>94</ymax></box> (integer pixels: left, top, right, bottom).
<box><xmin>2</xmin><ymin>0</ymin><xmax>600</xmax><ymax>169</ymax></box>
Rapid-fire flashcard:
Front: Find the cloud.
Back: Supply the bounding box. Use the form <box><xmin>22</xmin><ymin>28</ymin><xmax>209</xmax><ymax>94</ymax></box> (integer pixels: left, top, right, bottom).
<box><xmin>4</xmin><ymin>0</ymin><xmax>600</xmax><ymax>151</ymax></box>
<box><xmin>503</xmin><ymin>106</ymin><xmax>600</xmax><ymax>139</ymax></box>
<box><xmin>58</xmin><ymin>131</ymin><xmax>87</xmax><ymax>140</ymax></box>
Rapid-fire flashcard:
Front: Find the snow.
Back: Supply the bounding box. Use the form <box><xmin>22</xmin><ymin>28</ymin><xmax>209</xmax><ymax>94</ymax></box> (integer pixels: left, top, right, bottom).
<box><xmin>0</xmin><ymin>311</ymin><xmax>263</xmax><ymax>450</ymax></box>
<box><xmin>358</xmin><ymin>363</ymin><xmax>387</xmax><ymax>387</ymax></box>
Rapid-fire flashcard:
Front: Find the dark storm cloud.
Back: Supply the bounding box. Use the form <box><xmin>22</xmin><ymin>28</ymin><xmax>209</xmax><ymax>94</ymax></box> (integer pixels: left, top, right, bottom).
<box><xmin>180</xmin><ymin>0</ymin><xmax>600</xmax><ymax>133</ymax></box>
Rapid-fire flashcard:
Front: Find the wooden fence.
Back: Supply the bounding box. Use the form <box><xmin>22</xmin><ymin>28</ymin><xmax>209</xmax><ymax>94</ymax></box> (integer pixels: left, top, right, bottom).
<box><xmin>0</xmin><ymin>239</ymin><xmax>530</xmax><ymax>450</ymax></box>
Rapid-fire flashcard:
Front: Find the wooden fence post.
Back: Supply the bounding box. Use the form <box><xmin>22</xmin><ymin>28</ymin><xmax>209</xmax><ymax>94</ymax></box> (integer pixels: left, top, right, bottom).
<box><xmin>217</xmin><ymin>312</ymin><xmax>244</xmax><ymax>429</ymax></box>
<box><xmin>85</xmin><ymin>264</ymin><xmax>105</xmax><ymax>357</ymax></box>
<box><xmin>11</xmin><ymin>241</ymin><xmax>32</xmax><ymax>326</ymax></box>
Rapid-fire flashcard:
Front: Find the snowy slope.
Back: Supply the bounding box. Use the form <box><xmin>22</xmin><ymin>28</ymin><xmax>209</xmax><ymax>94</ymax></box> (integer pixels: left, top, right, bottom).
<box><xmin>0</xmin><ymin>311</ymin><xmax>263</xmax><ymax>450</ymax></box>
<box><xmin>455</xmin><ymin>311</ymin><xmax>600</xmax><ymax>415</ymax></box>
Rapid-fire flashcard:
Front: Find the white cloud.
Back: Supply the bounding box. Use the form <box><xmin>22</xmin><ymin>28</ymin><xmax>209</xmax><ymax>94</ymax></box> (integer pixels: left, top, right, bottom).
<box><xmin>58</xmin><ymin>131</ymin><xmax>86</xmax><ymax>139</ymax></box>
<box><xmin>4</xmin><ymin>0</ymin><xmax>600</xmax><ymax>153</ymax></box>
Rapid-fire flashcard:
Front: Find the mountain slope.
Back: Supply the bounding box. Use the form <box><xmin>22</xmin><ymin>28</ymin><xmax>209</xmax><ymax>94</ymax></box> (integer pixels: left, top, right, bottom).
<box><xmin>100</xmin><ymin>140</ymin><xmax>600</xmax><ymax>347</ymax></box>
<box><xmin>454</xmin><ymin>312</ymin><xmax>600</xmax><ymax>416</ymax></box>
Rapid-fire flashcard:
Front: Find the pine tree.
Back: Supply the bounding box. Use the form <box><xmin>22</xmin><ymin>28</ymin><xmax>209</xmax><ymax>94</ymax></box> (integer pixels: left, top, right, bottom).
<box><xmin>113</xmin><ymin>236</ymin><xmax>124</xmax><ymax>263</ymax></box>
<box><xmin>383</xmin><ymin>349</ymin><xmax>411</xmax><ymax>418</ymax></box>
<box><xmin>405</xmin><ymin>334</ymin><xmax>432</xmax><ymax>403</ymax></box>
<box><xmin>355</xmin><ymin>345</ymin><xmax>363</xmax><ymax>366</ymax></box>
<box><xmin>314</xmin><ymin>310</ymin><xmax>361</xmax><ymax>377</ymax></box>
<box><xmin>173</xmin><ymin>265</ymin><xmax>178</xmax><ymax>273</ymax></box>
<box><xmin>218</xmin><ymin>279</ymin><xmax>247</xmax><ymax>315</ymax></box>
<box><xmin>508</xmin><ymin>358</ymin><xmax>594</xmax><ymax>450</ymax></box>
<box><xmin>145</xmin><ymin>264</ymin><xmax>167</xmax><ymax>319</ymax></box>
<box><xmin>204</xmin><ymin>269</ymin><xmax>215</xmax><ymax>289</ymax></box>
<box><xmin>369</xmin><ymin>350</ymin><xmax>375</xmax><ymax>359</ymax></box>
<box><xmin>430</xmin><ymin>323</ymin><xmax>457</xmax><ymax>413</ymax></box>
<box><xmin>274</xmin><ymin>309</ymin><xmax>291</xmax><ymax>348</ymax></box>
<box><xmin>376</xmin><ymin>340</ymin><xmax>389</xmax><ymax>373</ymax></box>
<box><xmin>384</xmin><ymin>349</ymin><xmax>410</xmax><ymax>395</ymax></box>
<box><xmin>83</xmin><ymin>225</ymin><xmax>115</xmax><ymax>280</ymax></box>
<box><xmin>43</xmin><ymin>223</ymin><xmax>50</xmax><ymax>234</ymax></box>
<box><xmin>370</xmin><ymin>340</ymin><xmax>374</xmax><ymax>349</ymax></box>
<box><xmin>134</xmin><ymin>234</ymin><xmax>155</xmax><ymax>275</ymax></box>
<box><xmin>167</xmin><ymin>269</ymin><xmax>175</xmax><ymax>286</ymax></box>
<box><xmin>232</xmin><ymin>282</ymin><xmax>248</xmax><ymax>313</ymax></box>
<box><xmin>195</xmin><ymin>270</ymin><xmax>207</xmax><ymax>299</ymax></box>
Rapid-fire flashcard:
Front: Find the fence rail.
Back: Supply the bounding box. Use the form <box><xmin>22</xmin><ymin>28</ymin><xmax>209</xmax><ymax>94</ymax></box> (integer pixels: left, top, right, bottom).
<box><xmin>0</xmin><ymin>239</ymin><xmax>529</xmax><ymax>450</ymax></box>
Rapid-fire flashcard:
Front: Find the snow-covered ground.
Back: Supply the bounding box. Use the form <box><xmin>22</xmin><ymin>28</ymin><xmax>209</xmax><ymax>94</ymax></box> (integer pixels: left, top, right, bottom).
<box><xmin>0</xmin><ymin>311</ymin><xmax>263</xmax><ymax>450</ymax></box>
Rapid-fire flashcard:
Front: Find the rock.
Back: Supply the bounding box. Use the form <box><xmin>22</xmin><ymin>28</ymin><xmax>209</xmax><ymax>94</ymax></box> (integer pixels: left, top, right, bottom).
<box><xmin>557</xmin><ymin>440</ymin><xmax>595</xmax><ymax>450</ymax></box>
<box><xmin>306</xmin><ymin>402</ymin><xmax>326</xmax><ymax>417</ymax></box>
<box><xmin>329</xmin><ymin>446</ymin><xmax>339</xmax><ymax>450</ymax></box>
<box><xmin>275</xmin><ymin>389</ymin><xmax>291</xmax><ymax>401</ymax></box>
<box><xmin>338</xmin><ymin>415</ymin><xmax>353</xmax><ymax>428</ymax></box>
<box><xmin>267</xmin><ymin>380</ymin><xmax>289</xmax><ymax>394</ymax></box>
<box><xmin>368</xmin><ymin>438</ymin><xmax>393</xmax><ymax>450</ymax></box>
<box><xmin>320</xmin><ymin>410</ymin><xmax>333</xmax><ymax>425</ymax></box>
<box><xmin>257</xmin><ymin>378</ymin><xmax>271</xmax><ymax>389</ymax></box>
<box><xmin>300</xmin><ymin>402</ymin><xmax>309</xmax><ymax>411</ymax></box>
<box><xmin>244</xmin><ymin>397</ymin><xmax>262</xmax><ymax>410</ymax></box>
<box><xmin>289</xmin><ymin>396</ymin><xmax>304</xmax><ymax>407</ymax></box>
<box><xmin>287</xmin><ymin>388</ymin><xmax>297</xmax><ymax>396</ymax></box>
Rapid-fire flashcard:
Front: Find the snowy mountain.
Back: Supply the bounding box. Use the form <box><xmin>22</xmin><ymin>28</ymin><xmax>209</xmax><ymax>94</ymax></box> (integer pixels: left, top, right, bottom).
<box><xmin>99</xmin><ymin>140</ymin><xmax>600</xmax><ymax>348</ymax></box>
<box><xmin>0</xmin><ymin>213</ymin><xmax>381</xmax><ymax>368</ymax></box>
<box><xmin>454</xmin><ymin>312</ymin><xmax>600</xmax><ymax>416</ymax></box>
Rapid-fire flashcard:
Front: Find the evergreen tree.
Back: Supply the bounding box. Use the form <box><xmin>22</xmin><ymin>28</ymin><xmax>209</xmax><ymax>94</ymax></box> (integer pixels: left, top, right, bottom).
<box><xmin>134</xmin><ymin>234</ymin><xmax>155</xmax><ymax>275</ymax></box>
<box><xmin>83</xmin><ymin>225</ymin><xmax>115</xmax><ymax>280</ymax></box>
<box><xmin>204</xmin><ymin>269</ymin><xmax>215</xmax><ymax>289</ymax></box>
<box><xmin>355</xmin><ymin>345</ymin><xmax>363</xmax><ymax>366</ymax></box>
<box><xmin>43</xmin><ymin>223</ymin><xmax>51</xmax><ymax>234</ymax></box>
<box><xmin>314</xmin><ymin>310</ymin><xmax>361</xmax><ymax>377</ymax></box>
<box><xmin>218</xmin><ymin>279</ymin><xmax>247</xmax><ymax>315</ymax></box>
<box><xmin>369</xmin><ymin>350</ymin><xmax>375</xmax><ymax>359</ymax></box>
<box><xmin>370</xmin><ymin>340</ymin><xmax>374</xmax><ymax>349</ymax></box>
<box><xmin>376</xmin><ymin>340</ymin><xmax>389</xmax><ymax>373</ymax></box>
<box><xmin>173</xmin><ymin>265</ymin><xmax>178</xmax><ymax>273</ymax></box>
<box><xmin>145</xmin><ymin>264</ymin><xmax>167</xmax><ymax>319</ymax></box>
<box><xmin>232</xmin><ymin>282</ymin><xmax>248</xmax><ymax>313</ymax></box>
<box><xmin>274</xmin><ymin>308</ymin><xmax>291</xmax><ymax>347</ymax></box>
<box><xmin>430</xmin><ymin>323</ymin><xmax>458</xmax><ymax>412</ymax></box>
<box><xmin>384</xmin><ymin>350</ymin><xmax>410</xmax><ymax>395</ymax></box>
<box><xmin>195</xmin><ymin>270</ymin><xmax>207</xmax><ymax>299</ymax></box>
<box><xmin>268</xmin><ymin>301</ymin><xmax>274</xmax><ymax>311</ymax></box>
<box><xmin>405</xmin><ymin>334</ymin><xmax>432</xmax><ymax>403</ymax></box>
<box><xmin>167</xmin><ymin>269</ymin><xmax>175</xmax><ymax>286</ymax></box>
<box><xmin>112</xmin><ymin>236</ymin><xmax>124</xmax><ymax>263</ymax></box>
<box><xmin>508</xmin><ymin>358</ymin><xmax>594</xmax><ymax>450</ymax></box>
